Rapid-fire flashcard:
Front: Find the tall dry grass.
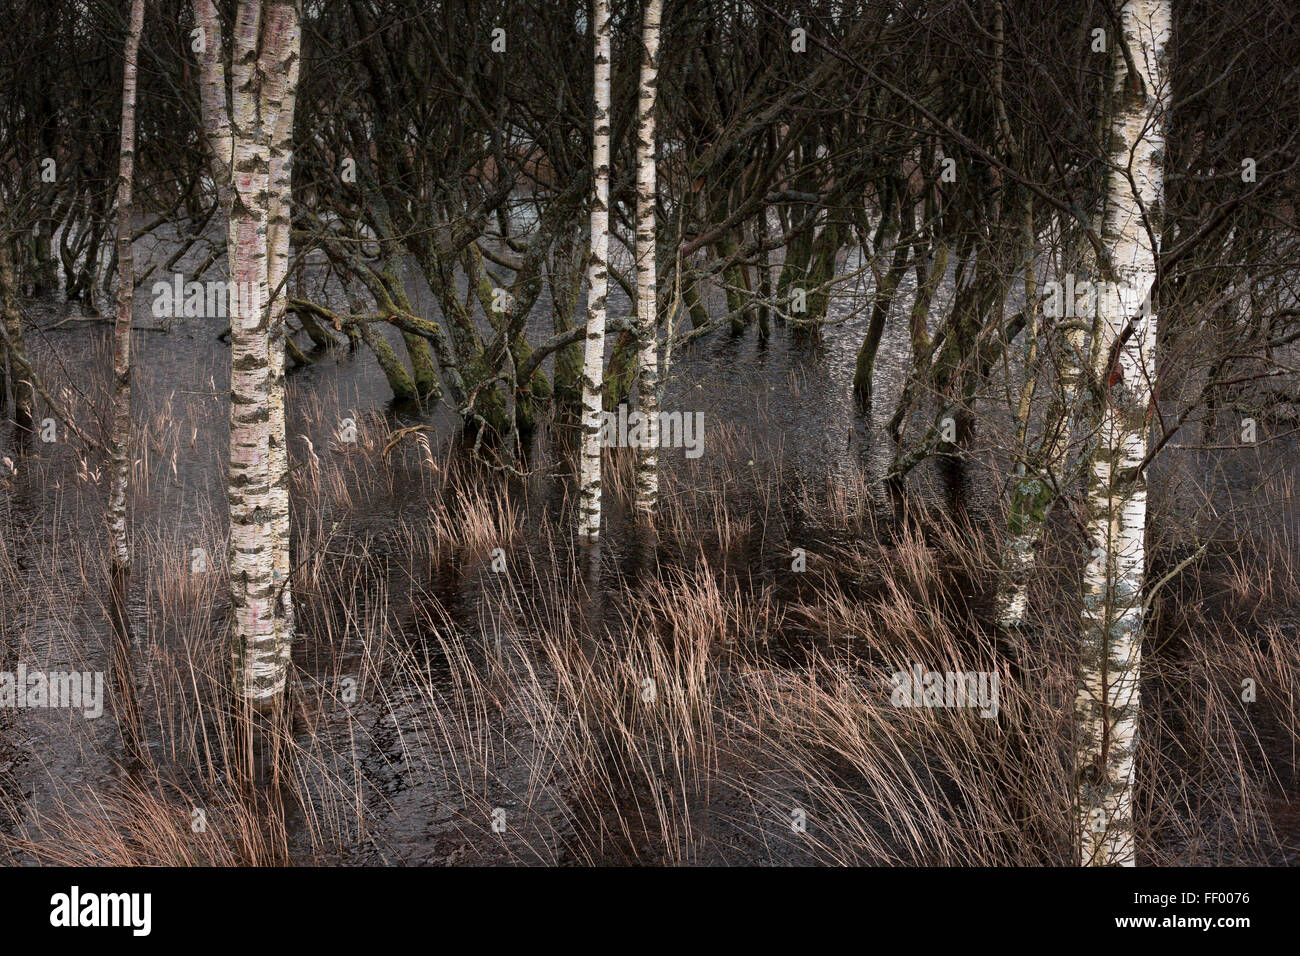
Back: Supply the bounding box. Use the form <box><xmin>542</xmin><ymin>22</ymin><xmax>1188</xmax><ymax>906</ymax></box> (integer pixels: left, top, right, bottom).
<box><xmin>0</xmin><ymin>339</ymin><xmax>1297</xmax><ymax>865</ymax></box>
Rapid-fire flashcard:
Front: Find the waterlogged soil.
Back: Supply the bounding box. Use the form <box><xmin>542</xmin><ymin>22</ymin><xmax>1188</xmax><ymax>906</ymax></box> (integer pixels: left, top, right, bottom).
<box><xmin>1</xmin><ymin>230</ymin><xmax>1298</xmax><ymax>864</ymax></box>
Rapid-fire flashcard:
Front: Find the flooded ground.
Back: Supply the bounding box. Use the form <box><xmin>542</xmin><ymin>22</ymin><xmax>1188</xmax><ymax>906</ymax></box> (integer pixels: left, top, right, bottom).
<box><xmin>1</xmin><ymin>230</ymin><xmax>1297</xmax><ymax>865</ymax></box>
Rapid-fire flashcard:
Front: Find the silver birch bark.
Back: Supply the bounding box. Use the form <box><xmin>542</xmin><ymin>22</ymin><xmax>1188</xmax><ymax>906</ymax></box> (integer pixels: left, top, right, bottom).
<box><xmin>632</xmin><ymin>0</ymin><xmax>662</xmax><ymax>520</ymax></box>
<box><xmin>1075</xmin><ymin>0</ymin><xmax>1170</xmax><ymax>867</ymax></box>
<box><xmin>266</xmin><ymin>6</ymin><xmax>300</xmax><ymax>664</ymax></box>
<box><xmin>578</xmin><ymin>0</ymin><xmax>613</xmax><ymax>540</ymax></box>
<box><xmin>223</xmin><ymin>0</ymin><xmax>300</xmax><ymax>712</ymax></box>
<box><xmin>107</xmin><ymin>0</ymin><xmax>146</xmax><ymax>577</ymax></box>
<box><xmin>193</xmin><ymin>0</ymin><xmax>233</xmax><ymax>214</ymax></box>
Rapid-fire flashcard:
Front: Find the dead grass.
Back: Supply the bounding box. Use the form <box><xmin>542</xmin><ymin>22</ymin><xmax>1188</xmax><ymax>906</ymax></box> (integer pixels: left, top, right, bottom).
<box><xmin>0</xmin><ymin>343</ymin><xmax>1297</xmax><ymax>866</ymax></box>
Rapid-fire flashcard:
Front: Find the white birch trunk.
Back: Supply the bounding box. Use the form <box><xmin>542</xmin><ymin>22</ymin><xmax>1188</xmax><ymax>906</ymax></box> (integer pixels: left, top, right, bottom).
<box><xmin>266</xmin><ymin>5</ymin><xmax>300</xmax><ymax>664</ymax></box>
<box><xmin>193</xmin><ymin>0</ymin><xmax>233</xmax><ymax>214</ymax></box>
<box><xmin>632</xmin><ymin>0</ymin><xmax>663</xmax><ymax>521</ymax></box>
<box><xmin>222</xmin><ymin>0</ymin><xmax>300</xmax><ymax>713</ymax></box>
<box><xmin>1075</xmin><ymin>0</ymin><xmax>1170</xmax><ymax>867</ymax></box>
<box><xmin>107</xmin><ymin>0</ymin><xmax>146</xmax><ymax>577</ymax></box>
<box><xmin>578</xmin><ymin>0</ymin><xmax>613</xmax><ymax>541</ymax></box>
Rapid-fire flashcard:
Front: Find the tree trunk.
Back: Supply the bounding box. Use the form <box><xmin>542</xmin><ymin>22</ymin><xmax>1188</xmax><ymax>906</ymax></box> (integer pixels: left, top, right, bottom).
<box><xmin>0</xmin><ymin>229</ymin><xmax>33</xmax><ymax>435</ymax></box>
<box><xmin>193</xmin><ymin>0</ymin><xmax>233</xmax><ymax>213</ymax></box>
<box><xmin>548</xmin><ymin>225</ymin><xmax>586</xmax><ymax>424</ymax></box>
<box><xmin>266</xmin><ymin>2</ymin><xmax>300</xmax><ymax>680</ymax></box>
<box><xmin>107</xmin><ymin>0</ymin><xmax>145</xmax><ymax>579</ymax></box>
<box><xmin>222</xmin><ymin>0</ymin><xmax>300</xmax><ymax>714</ymax></box>
<box><xmin>578</xmin><ymin>0</ymin><xmax>612</xmax><ymax>541</ymax></box>
<box><xmin>1075</xmin><ymin>0</ymin><xmax>1170</xmax><ymax>867</ymax></box>
<box><xmin>993</xmin><ymin>320</ymin><xmax>1086</xmax><ymax>629</ymax></box>
<box><xmin>853</xmin><ymin>232</ymin><xmax>909</xmax><ymax>409</ymax></box>
<box><xmin>633</xmin><ymin>0</ymin><xmax>662</xmax><ymax>521</ymax></box>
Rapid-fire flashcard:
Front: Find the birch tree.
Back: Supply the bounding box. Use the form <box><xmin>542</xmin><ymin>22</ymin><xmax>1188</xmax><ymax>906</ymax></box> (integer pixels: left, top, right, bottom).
<box><xmin>632</xmin><ymin>0</ymin><xmax>662</xmax><ymax>521</ymax></box>
<box><xmin>193</xmin><ymin>0</ymin><xmax>301</xmax><ymax>713</ymax></box>
<box><xmin>1075</xmin><ymin>0</ymin><xmax>1171</xmax><ymax>867</ymax></box>
<box><xmin>994</xmin><ymin>291</ymin><xmax>1089</xmax><ymax>629</ymax></box>
<box><xmin>106</xmin><ymin>0</ymin><xmax>146</xmax><ymax>593</ymax></box>
<box><xmin>193</xmin><ymin>0</ymin><xmax>233</xmax><ymax>212</ymax></box>
<box><xmin>266</xmin><ymin>3</ymin><xmax>300</xmax><ymax>668</ymax></box>
<box><xmin>578</xmin><ymin>0</ymin><xmax>612</xmax><ymax>540</ymax></box>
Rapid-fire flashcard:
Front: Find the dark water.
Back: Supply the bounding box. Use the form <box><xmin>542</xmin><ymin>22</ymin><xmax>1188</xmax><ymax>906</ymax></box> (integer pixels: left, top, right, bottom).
<box><xmin>1</xmin><ymin>229</ymin><xmax>1297</xmax><ymax>864</ymax></box>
